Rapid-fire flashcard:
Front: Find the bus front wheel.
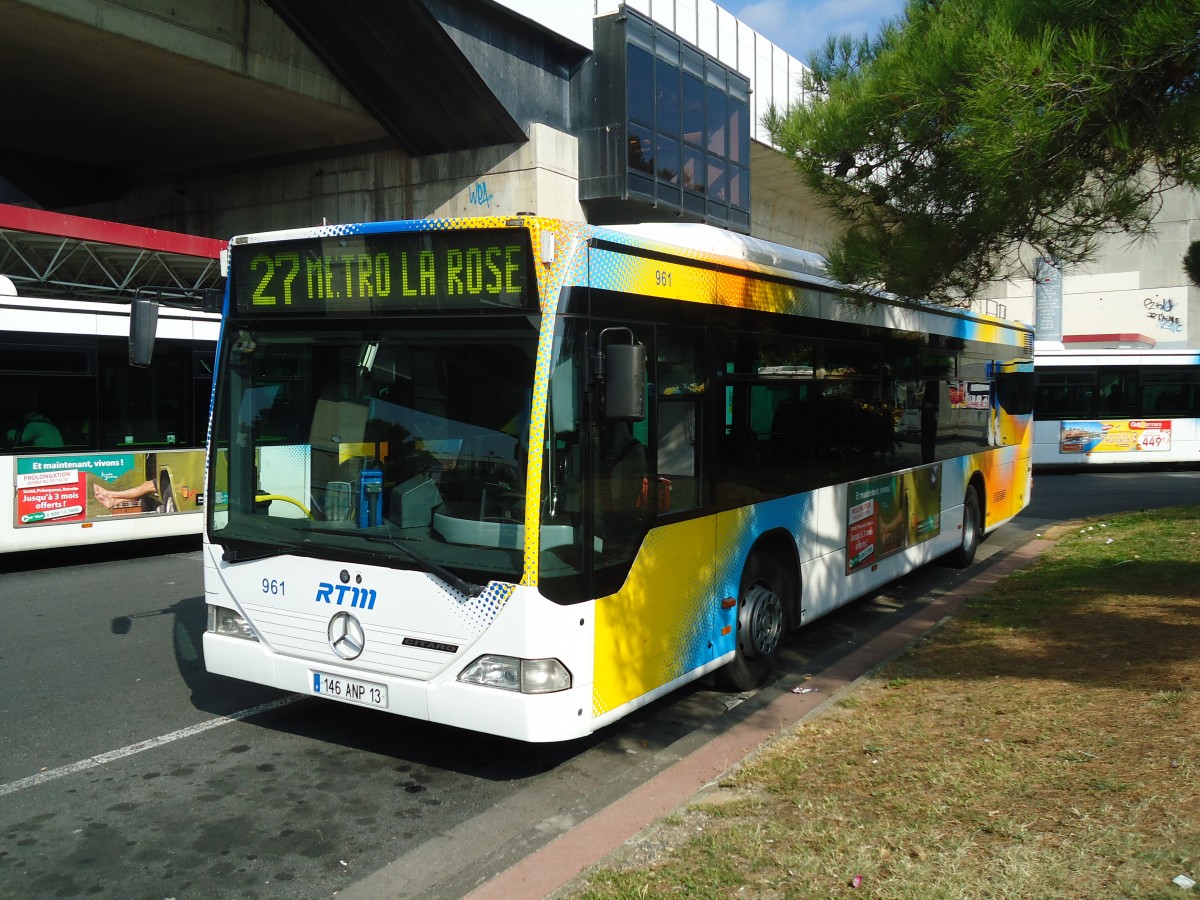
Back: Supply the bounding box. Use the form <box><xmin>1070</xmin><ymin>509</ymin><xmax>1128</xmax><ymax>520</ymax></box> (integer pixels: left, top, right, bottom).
<box><xmin>717</xmin><ymin>553</ymin><xmax>787</xmax><ymax>691</ymax></box>
<box><xmin>945</xmin><ymin>484</ymin><xmax>982</xmax><ymax>568</ymax></box>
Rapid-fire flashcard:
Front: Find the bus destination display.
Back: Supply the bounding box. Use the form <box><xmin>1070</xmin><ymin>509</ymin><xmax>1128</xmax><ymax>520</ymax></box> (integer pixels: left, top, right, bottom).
<box><xmin>231</xmin><ymin>229</ymin><xmax>534</xmax><ymax>313</ymax></box>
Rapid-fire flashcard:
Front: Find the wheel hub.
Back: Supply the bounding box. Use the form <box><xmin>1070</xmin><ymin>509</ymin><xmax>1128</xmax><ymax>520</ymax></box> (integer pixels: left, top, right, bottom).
<box><xmin>740</xmin><ymin>582</ymin><xmax>783</xmax><ymax>658</ymax></box>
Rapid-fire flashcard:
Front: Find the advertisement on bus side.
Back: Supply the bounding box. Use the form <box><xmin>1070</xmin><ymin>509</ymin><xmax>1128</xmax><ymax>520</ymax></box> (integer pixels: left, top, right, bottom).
<box><xmin>846</xmin><ymin>464</ymin><xmax>943</xmax><ymax>574</ymax></box>
<box><xmin>13</xmin><ymin>450</ymin><xmax>205</xmax><ymax>527</ymax></box>
<box><xmin>1057</xmin><ymin>420</ymin><xmax>1172</xmax><ymax>454</ymax></box>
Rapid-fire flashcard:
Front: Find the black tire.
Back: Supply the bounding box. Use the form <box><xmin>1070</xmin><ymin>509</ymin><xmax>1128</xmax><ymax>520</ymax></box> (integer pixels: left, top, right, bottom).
<box><xmin>716</xmin><ymin>553</ymin><xmax>788</xmax><ymax>691</ymax></box>
<box><xmin>944</xmin><ymin>484</ymin><xmax>982</xmax><ymax>568</ymax></box>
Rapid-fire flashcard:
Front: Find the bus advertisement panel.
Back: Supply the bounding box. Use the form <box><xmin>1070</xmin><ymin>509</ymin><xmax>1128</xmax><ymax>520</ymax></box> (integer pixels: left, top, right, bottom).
<box><xmin>1056</xmin><ymin>420</ymin><xmax>1172</xmax><ymax>455</ymax></box>
<box><xmin>847</xmin><ymin>465</ymin><xmax>943</xmax><ymax>574</ymax></box>
<box><xmin>13</xmin><ymin>449</ymin><xmax>205</xmax><ymax>526</ymax></box>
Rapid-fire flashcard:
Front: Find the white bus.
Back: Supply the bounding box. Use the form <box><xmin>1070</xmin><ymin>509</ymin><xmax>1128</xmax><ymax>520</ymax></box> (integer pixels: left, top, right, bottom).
<box><xmin>203</xmin><ymin>216</ymin><xmax>1034</xmax><ymax>741</ymax></box>
<box><xmin>1033</xmin><ymin>347</ymin><xmax>1200</xmax><ymax>467</ymax></box>
<box><xmin>1</xmin><ymin>279</ymin><xmax>220</xmax><ymax>553</ymax></box>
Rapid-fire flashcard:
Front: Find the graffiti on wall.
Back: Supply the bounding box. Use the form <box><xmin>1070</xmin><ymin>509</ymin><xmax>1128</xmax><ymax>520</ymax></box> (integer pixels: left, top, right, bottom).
<box><xmin>1144</xmin><ymin>296</ymin><xmax>1183</xmax><ymax>333</ymax></box>
<box><xmin>468</xmin><ymin>181</ymin><xmax>496</xmax><ymax>209</ymax></box>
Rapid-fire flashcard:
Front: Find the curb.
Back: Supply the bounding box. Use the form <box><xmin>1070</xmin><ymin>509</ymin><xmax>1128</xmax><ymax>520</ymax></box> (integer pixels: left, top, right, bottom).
<box><xmin>465</xmin><ymin>538</ymin><xmax>1055</xmax><ymax>899</ymax></box>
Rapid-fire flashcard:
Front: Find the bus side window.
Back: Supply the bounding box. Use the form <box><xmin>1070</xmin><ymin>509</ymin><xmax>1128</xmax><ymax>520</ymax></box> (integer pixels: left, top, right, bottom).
<box><xmin>593</xmin><ymin>420</ymin><xmax>649</xmax><ymax>563</ymax></box>
<box><xmin>1098</xmin><ymin>370</ymin><xmax>1136</xmax><ymax>416</ymax></box>
<box><xmin>592</xmin><ymin>323</ymin><xmax>652</xmax><ymax>582</ymax></box>
<box><xmin>194</xmin><ymin>350</ymin><xmax>215</xmax><ymax>444</ymax></box>
<box><xmin>0</xmin><ymin>339</ymin><xmax>94</xmax><ymax>451</ymax></box>
<box><xmin>1141</xmin><ymin>369</ymin><xmax>1195</xmax><ymax>416</ymax></box>
<box><xmin>921</xmin><ymin>380</ymin><xmax>941</xmax><ymax>463</ymax></box>
<box><xmin>99</xmin><ymin>337</ymin><xmax>190</xmax><ymax>447</ymax></box>
<box><xmin>656</xmin><ymin>331</ymin><xmax>703</xmax><ymax>512</ymax></box>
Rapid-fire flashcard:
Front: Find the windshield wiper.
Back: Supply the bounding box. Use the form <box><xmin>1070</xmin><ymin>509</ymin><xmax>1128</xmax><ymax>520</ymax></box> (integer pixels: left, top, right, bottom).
<box><xmin>315</xmin><ymin>527</ymin><xmax>485</xmax><ymax>598</ymax></box>
<box><xmin>220</xmin><ymin>540</ymin><xmax>300</xmax><ymax>563</ymax></box>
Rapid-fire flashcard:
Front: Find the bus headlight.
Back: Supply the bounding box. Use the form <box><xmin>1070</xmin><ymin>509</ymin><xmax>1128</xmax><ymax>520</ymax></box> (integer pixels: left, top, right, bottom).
<box><xmin>207</xmin><ymin>604</ymin><xmax>258</xmax><ymax>641</ymax></box>
<box><xmin>458</xmin><ymin>655</ymin><xmax>571</xmax><ymax>693</ymax></box>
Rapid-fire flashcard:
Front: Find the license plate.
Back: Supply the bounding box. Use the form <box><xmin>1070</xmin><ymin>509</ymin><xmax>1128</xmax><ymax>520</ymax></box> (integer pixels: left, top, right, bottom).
<box><xmin>311</xmin><ymin>671</ymin><xmax>388</xmax><ymax>709</ymax></box>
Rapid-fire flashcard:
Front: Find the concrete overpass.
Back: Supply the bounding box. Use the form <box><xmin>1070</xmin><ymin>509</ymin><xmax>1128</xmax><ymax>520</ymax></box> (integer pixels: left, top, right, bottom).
<box><xmin>0</xmin><ymin>0</ymin><xmax>837</xmax><ymax>263</ymax></box>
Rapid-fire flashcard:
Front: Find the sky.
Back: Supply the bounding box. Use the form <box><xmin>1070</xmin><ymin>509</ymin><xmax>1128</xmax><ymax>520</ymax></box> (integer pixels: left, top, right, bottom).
<box><xmin>716</xmin><ymin>0</ymin><xmax>907</xmax><ymax>63</ymax></box>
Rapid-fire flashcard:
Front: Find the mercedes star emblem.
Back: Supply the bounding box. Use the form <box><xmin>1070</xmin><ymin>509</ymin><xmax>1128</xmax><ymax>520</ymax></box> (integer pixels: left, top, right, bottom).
<box><xmin>327</xmin><ymin>611</ymin><xmax>365</xmax><ymax>660</ymax></box>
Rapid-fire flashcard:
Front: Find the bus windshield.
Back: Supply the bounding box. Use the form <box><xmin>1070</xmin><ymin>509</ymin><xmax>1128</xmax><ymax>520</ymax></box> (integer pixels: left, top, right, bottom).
<box><xmin>208</xmin><ymin>318</ymin><xmax>538</xmax><ymax>584</ymax></box>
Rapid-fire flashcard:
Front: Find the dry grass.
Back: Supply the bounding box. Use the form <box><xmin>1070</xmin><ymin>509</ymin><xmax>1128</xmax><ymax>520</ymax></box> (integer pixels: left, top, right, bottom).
<box><xmin>571</xmin><ymin>508</ymin><xmax>1200</xmax><ymax>899</ymax></box>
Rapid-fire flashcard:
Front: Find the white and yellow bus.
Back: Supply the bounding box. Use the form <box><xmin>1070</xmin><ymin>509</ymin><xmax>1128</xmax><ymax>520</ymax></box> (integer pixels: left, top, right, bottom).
<box><xmin>202</xmin><ymin>216</ymin><xmax>1033</xmax><ymax>741</ymax></box>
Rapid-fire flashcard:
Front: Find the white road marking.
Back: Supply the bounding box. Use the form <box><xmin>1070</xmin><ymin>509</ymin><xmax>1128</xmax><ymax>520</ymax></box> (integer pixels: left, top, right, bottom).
<box><xmin>0</xmin><ymin>695</ymin><xmax>303</xmax><ymax>798</ymax></box>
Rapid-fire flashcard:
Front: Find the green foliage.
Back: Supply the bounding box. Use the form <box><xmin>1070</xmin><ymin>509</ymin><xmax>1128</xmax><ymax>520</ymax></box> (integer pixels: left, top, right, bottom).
<box><xmin>766</xmin><ymin>0</ymin><xmax>1200</xmax><ymax>304</ymax></box>
<box><xmin>1185</xmin><ymin>239</ymin><xmax>1200</xmax><ymax>286</ymax></box>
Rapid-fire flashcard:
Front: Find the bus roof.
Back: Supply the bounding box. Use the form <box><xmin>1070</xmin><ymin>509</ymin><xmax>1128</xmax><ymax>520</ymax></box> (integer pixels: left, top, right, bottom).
<box><xmin>226</xmin><ymin>215</ymin><xmax>1029</xmax><ymax>333</ymax></box>
<box><xmin>600</xmin><ymin>222</ymin><xmax>833</xmax><ymax>284</ymax></box>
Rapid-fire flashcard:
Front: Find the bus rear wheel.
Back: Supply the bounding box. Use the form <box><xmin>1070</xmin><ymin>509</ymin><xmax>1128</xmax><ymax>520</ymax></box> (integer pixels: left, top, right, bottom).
<box><xmin>717</xmin><ymin>553</ymin><xmax>787</xmax><ymax>691</ymax></box>
<box><xmin>945</xmin><ymin>484</ymin><xmax>982</xmax><ymax>568</ymax></box>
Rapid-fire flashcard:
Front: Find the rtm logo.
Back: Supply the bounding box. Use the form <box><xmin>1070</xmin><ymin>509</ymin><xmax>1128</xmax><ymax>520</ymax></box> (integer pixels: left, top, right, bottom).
<box><xmin>315</xmin><ymin>582</ymin><xmax>377</xmax><ymax>610</ymax></box>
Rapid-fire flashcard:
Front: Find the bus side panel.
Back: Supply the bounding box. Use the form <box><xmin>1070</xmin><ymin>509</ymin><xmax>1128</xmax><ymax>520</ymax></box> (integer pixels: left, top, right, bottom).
<box><xmin>590</xmin><ymin>438</ymin><xmax>1034</xmax><ymax>724</ymax></box>
<box><xmin>1033</xmin><ymin>418</ymin><xmax>1075</xmax><ymax>466</ymax></box>
<box><xmin>592</xmin><ymin>516</ymin><xmax>718</xmax><ymax>718</ymax></box>
<box><xmin>714</xmin><ymin>491</ymin><xmax>824</xmax><ymax>625</ymax></box>
<box><xmin>973</xmin><ymin>444</ymin><xmax>1012</xmax><ymax>529</ymax></box>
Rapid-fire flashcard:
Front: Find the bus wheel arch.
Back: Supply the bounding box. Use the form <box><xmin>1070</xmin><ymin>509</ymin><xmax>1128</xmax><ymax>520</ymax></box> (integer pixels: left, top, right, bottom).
<box><xmin>717</xmin><ymin>533</ymin><xmax>799</xmax><ymax>691</ymax></box>
<box><xmin>945</xmin><ymin>473</ymin><xmax>985</xmax><ymax>568</ymax></box>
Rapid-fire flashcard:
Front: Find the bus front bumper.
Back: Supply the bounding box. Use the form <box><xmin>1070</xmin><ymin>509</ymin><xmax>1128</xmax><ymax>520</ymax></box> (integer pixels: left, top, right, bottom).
<box><xmin>203</xmin><ymin>632</ymin><xmax>595</xmax><ymax>743</ymax></box>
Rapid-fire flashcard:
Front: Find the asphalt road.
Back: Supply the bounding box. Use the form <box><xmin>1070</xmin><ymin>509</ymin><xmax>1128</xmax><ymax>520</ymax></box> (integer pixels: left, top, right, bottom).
<box><xmin>1</xmin><ymin>468</ymin><xmax>1196</xmax><ymax>899</ymax></box>
<box><xmin>1023</xmin><ymin>466</ymin><xmax>1200</xmax><ymax>520</ymax></box>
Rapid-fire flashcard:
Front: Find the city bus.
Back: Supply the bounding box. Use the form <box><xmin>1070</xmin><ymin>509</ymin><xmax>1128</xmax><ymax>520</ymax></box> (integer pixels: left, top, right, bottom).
<box><xmin>202</xmin><ymin>216</ymin><xmax>1034</xmax><ymax>741</ymax></box>
<box><xmin>1033</xmin><ymin>347</ymin><xmax>1200</xmax><ymax>467</ymax></box>
<box><xmin>1</xmin><ymin>278</ymin><xmax>220</xmax><ymax>553</ymax></box>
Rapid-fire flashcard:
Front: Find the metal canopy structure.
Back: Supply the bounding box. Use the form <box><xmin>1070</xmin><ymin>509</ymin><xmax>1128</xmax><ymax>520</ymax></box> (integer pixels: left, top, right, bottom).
<box><xmin>0</xmin><ymin>204</ymin><xmax>225</xmax><ymax>305</ymax></box>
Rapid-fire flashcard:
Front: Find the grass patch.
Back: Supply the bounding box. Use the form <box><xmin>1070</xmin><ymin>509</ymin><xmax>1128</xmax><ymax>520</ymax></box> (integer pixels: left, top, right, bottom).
<box><xmin>570</xmin><ymin>508</ymin><xmax>1200</xmax><ymax>898</ymax></box>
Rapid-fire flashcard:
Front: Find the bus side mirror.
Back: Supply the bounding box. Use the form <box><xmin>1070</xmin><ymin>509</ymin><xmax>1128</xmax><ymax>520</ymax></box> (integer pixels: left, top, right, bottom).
<box><xmin>129</xmin><ymin>299</ymin><xmax>159</xmax><ymax>367</ymax></box>
<box><xmin>603</xmin><ymin>340</ymin><xmax>646</xmax><ymax>422</ymax></box>
<box><xmin>202</xmin><ymin>286</ymin><xmax>224</xmax><ymax>314</ymax></box>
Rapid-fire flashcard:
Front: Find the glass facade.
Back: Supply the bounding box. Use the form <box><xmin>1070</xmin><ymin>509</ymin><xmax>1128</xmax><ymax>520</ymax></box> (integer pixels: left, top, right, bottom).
<box><xmin>579</xmin><ymin>9</ymin><xmax>751</xmax><ymax>232</ymax></box>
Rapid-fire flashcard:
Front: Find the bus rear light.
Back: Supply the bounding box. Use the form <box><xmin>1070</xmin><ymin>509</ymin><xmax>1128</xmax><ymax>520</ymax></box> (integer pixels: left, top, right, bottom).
<box><xmin>207</xmin><ymin>604</ymin><xmax>258</xmax><ymax>641</ymax></box>
<box><xmin>458</xmin><ymin>655</ymin><xmax>571</xmax><ymax>693</ymax></box>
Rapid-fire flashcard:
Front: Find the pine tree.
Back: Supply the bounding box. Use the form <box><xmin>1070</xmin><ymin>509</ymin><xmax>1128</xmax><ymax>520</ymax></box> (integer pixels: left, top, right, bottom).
<box><xmin>766</xmin><ymin>0</ymin><xmax>1200</xmax><ymax>304</ymax></box>
<box><xmin>1185</xmin><ymin>240</ymin><xmax>1200</xmax><ymax>286</ymax></box>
